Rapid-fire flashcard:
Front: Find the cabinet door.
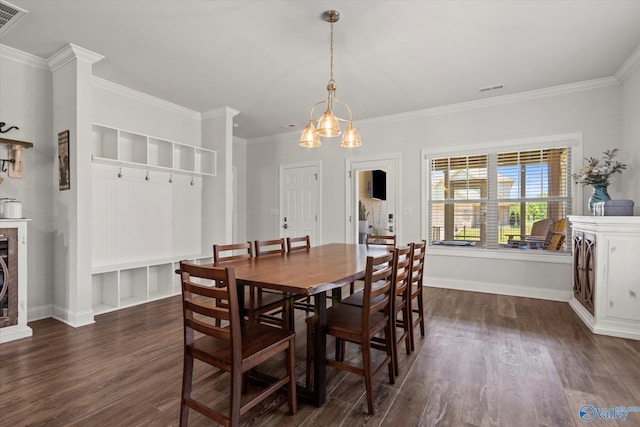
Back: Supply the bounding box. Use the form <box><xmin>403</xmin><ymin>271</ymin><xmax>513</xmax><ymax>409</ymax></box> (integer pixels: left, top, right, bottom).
<box><xmin>606</xmin><ymin>238</ymin><xmax>640</xmax><ymax>321</ymax></box>
<box><xmin>573</xmin><ymin>231</ymin><xmax>595</xmax><ymax>315</ymax></box>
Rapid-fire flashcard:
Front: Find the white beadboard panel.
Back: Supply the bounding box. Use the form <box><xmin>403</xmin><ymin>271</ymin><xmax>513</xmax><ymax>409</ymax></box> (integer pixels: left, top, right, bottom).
<box><xmin>92</xmin><ymin>164</ymin><xmax>202</xmax><ymax>269</ymax></box>
<box><xmin>172</xmin><ymin>174</ymin><xmax>202</xmax><ymax>257</ymax></box>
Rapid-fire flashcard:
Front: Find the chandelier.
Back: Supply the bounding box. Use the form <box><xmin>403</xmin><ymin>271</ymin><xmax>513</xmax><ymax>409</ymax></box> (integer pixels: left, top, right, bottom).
<box><xmin>300</xmin><ymin>10</ymin><xmax>362</xmax><ymax>148</ymax></box>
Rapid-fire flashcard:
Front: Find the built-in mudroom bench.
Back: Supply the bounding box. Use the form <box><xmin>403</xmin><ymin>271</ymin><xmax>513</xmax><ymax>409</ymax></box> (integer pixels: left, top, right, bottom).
<box><xmin>568</xmin><ymin>215</ymin><xmax>640</xmax><ymax>340</ymax></box>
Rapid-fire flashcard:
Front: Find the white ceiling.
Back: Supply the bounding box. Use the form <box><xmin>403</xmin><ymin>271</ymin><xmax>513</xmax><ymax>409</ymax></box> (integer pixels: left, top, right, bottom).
<box><xmin>3</xmin><ymin>1</ymin><xmax>640</xmax><ymax>140</ymax></box>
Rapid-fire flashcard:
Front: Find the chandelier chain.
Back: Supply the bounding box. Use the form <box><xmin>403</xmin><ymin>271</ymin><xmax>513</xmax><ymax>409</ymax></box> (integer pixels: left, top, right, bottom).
<box><xmin>329</xmin><ymin>21</ymin><xmax>334</xmax><ymax>84</ymax></box>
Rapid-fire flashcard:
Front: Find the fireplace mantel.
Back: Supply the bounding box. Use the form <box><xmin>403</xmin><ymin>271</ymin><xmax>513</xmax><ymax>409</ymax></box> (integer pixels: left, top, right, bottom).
<box><xmin>0</xmin><ymin>219</ymin><xmax>31</xmax><ymax>343</ymax></box>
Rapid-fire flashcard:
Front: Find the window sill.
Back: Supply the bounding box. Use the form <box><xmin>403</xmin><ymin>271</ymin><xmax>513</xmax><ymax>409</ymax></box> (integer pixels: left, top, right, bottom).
<box><xmin>427</xmin><ymin>245</ymin><xmax>572</xmax><ymax>264</ymax></box>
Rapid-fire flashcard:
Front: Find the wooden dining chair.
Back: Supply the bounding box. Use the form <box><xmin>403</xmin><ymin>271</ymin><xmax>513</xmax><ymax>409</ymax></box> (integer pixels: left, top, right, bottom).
<box><xmin>285</xmin><ymin>236</ymin><xmax>314</xmax><ymax>312</ymax></box>
<box><xmin>286</xmin><ymin>235</ymin><xmax>310</xmax><ymax>252</ymax></box>
<box><xmin>407</xmin><ymin>241</ymin><xmax>426</xmax><ymax>351</ymax></box>
<box><xmin>254</xmin><ymin>238</ymin><xmax>286</xmax><ymax>257</ymax></box>
<box><xmin>252</xmin><ymin>238</ymin><xmax>295</xmax><ymax>328</ymax></box>
<box><xmin>365</xmin><ymin>233</ymin><xmax>396</xmax><ymax>248</ymax></box>
<box><xmin>314</xmin><ymin>251</ymin><xmax>395</xmax><ymax>415</ymax></box>
<box><xmin>214</xmin><ymin>242</ymin><xmax>291</xmax><ymax>329</ymax></box>
<box><xmin>347</xmin><ymin>233</ymin><xmax>397</xmax><ymax>295</ymax></box>
<box><xmin>179</xmin><ymin>261</ymin><xmax>296</xmax><ymax>427</ymax></box>
<box><xmin>341</xmin><ymin>246</ymin><xmax>412</xmax><ymax>376</ymax></box>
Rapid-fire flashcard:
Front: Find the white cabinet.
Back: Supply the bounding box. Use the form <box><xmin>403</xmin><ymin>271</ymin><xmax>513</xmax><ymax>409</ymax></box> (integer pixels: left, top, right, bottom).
<box><xmin>568</xmin><ymin>216</ymin><xmax>640</xmax><ymax>340</ymax></box>
<box><xmin>91</xmin><ymin>124</ymin><xmax>216</xmax><ymax>176</ymax></box>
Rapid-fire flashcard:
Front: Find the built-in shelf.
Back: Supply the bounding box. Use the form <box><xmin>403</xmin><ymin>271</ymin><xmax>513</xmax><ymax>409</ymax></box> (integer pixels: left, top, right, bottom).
<box><xmin>91</xmin><ymin>124</ymin><xmax>216</xmax><ymax>176</ymax></box>
<box><xmin>0</xmin><ymin>137</ymin><xmax>34</xmax><ymax>148</ymax></box>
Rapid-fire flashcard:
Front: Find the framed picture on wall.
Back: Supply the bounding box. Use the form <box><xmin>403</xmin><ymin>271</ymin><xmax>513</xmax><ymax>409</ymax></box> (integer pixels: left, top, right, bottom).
<box><xmin>58</xmin><ymin>130</ymin><xmax>70</xmax><ymax>190</ymax></box>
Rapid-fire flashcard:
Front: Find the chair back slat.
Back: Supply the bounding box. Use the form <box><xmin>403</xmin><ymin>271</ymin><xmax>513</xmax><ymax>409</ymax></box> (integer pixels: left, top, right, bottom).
<box><xmin>254</xmin><ymin>238</ymin><xmax>285</xmax><ymax>257</ymax></box>
<box><xmin>213</xmin><ymin>242</ymin><xmax>253</xmax><ymax>262</ymax></box>
<box><xmin>286</xmin><ymin>235</ymin><xmax>311</xmax><ymax>252</ymax></box>
<box><xmin>180</xmin><ymin>261</ymin><xmax>241</xmax><ymax>356</ymax></box>
<box><xmin>365</xmin><ymin>234</ymin><xmax>396</xmax><ymax>248</ymax></box>
<box><xmin>186</xmin><ymin>317</ymin><xmax>231</xmax><ymax>341</ymax></box>
<box><xmin>362</xmin><ymin>252</ymin><xmax>395</xmax><ymax>329</ymax></box>
<box><xmin>393</xmin><ymin>246</ymin><xmax>412</xmax><ymax>298</ymax></box>
<box><xmin>409</xmin><ymin>241</ymin><xmax>426</xmax><ymax>289</ymax></box>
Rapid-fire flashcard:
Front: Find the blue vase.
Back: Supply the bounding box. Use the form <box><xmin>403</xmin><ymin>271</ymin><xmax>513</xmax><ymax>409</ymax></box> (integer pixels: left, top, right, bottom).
<box><xmin>588</xmin><ymin>183</ymin><xmax>611</xmax><ymax>214</ymax></box>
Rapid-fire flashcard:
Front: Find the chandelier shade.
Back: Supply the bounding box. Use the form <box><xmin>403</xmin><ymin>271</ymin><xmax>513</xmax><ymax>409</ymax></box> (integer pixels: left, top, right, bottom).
<box><xmin>300</xmin><ymin>10</ymin><xmax>362</xmax><ymax>148</ymax></box>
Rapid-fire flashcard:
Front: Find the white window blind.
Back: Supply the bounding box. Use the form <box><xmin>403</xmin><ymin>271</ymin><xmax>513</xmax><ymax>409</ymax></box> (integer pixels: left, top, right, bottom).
<box><xmin>427</xmin><ymin>146</ymin><xmax>571</xmax><ymax>251</ymax></box>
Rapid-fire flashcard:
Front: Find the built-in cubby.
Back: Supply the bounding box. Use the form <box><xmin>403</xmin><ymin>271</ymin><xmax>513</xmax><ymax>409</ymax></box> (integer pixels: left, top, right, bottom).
<box><xmin>91</xmin><ymin>123</ymin><xmax>216</xmax><ymax>176</ymax></box>
<box><xmin>148</xmin><ymin>263</ymin><xmax>173</xmax><ymax>300</ymax></box>
<box><xmin>91</xmin><ymin>256</ymin><xmax>212</xmax><ymax>315</ymax></box>
<box><xmin>91</xmin><ymin>271</ymin><xmax>119</xmax><ymax>314</ymax></box>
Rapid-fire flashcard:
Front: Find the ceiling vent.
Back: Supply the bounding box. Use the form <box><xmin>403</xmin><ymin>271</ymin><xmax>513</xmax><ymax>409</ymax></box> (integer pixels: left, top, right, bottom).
<box><xmin>0</xmin><ymin>0</ymin><xmax>28</xmax><ymax>36</ymax></box>
<box><xmin>478</xmin><ymin>84</ymin><xmax>505</xmax><ymax>93</ymax></box>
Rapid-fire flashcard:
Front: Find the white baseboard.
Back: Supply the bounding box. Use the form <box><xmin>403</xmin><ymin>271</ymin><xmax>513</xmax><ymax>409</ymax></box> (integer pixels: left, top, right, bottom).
<box><xmin>52</xmin><ymin>305</ymin><xmax>95</xmax><ymax>327</ymax></box>
<box><xmin>426</xmin><ymin>276</ymin><xmax>572</xmax><ymax>302</ymax></box>
<box><xmin>28</xmin><ymin>304</ymin><xmax>53</xmax><ymax>322</ymax></box>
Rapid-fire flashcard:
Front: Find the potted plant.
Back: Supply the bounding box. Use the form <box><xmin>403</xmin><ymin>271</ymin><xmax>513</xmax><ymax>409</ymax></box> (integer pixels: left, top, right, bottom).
<box><xmin>358</xmin><ymin>201</ymin><xmax>369</xmax><ymax>234</ymax></box>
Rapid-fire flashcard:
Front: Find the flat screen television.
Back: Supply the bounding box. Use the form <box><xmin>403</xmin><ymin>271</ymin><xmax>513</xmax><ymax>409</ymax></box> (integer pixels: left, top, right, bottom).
<box><xmin>371</xmin><ymin>169</ymin><xmax>387</xmax><ymax>200</ymax></box>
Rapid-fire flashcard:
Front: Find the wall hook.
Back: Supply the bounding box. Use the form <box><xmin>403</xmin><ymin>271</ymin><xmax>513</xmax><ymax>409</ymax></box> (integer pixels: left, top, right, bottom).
<box><xmin>0</xmin><ymin>158</ymin><xmax>15</xmax><ymax>173</ymax></box>
<box><xmin>117</xmin><ymin>168</ymin><xmax>123</xmax><ymax>178</ymax></box>
<box><xmin>190</xmin><ymin>177</ymin><xmax>195</xmax><ymax>186</ymax></box>
<box><xmin>169</xmin><ymin>174</ymin><xmax>174</xmax><ymax>184</ymax></box>
<box><xmin>145</xmin><ymin>171</ymin><xmax>150</xmax><ymax>181</ymax></box>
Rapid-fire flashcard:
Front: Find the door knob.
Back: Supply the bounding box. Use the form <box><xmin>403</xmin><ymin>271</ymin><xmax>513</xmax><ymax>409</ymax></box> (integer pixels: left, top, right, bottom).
<box><xmin>282</xmin><ymin>224</ymin><xmax>288</xmax><ymax>229</ymax></box>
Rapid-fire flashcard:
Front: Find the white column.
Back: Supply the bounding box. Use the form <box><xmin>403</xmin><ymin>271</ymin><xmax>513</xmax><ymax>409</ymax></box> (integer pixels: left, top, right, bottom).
<box><xmin>48</xmin><ymin>44</ymin><xmax>103</xmax><ymax>327</ymax></box>
<box><xmin>201</xmin><ymin>107</ymin><xmax>239</xmax><ymax>251</ymax></box>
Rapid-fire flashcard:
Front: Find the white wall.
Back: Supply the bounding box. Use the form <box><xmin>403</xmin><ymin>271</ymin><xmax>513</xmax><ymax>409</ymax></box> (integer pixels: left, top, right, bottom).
<box><xmin>246</xmin><ymin>81</ymin><xmax>622</xmax><ymax>300</ymax></box>
<box><xmin>92</xmin><ymin>79</ymin><xmax>201</xmax><ymax>146</ymax></box>
<box><xmin>620</xmin><ymin>54</ymin><xmax>640</xmax><ymax>213</ymax></box>
<box><xmin>0</xmin><ymin>48</ymin><xmax>54</xmax><ymax>319</ymax></box>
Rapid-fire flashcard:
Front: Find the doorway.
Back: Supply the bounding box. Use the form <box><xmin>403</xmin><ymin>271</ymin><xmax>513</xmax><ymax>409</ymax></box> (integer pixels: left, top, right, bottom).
<box><xmin>279</xmin><ymin>161</ymin><xmax>321</xmax><ymax>246</ymax></box>
<box><xmin>346</xmin><ymin>154</ymin><xmax>400</xmax><ymax>243</ymax></box>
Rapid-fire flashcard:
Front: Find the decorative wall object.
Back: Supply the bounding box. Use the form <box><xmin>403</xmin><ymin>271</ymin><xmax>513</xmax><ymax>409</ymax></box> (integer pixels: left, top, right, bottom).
<box><xmin>58</xmin><ymin>130</ymin><xmax>70</xmax><ymax>190</ymax></box>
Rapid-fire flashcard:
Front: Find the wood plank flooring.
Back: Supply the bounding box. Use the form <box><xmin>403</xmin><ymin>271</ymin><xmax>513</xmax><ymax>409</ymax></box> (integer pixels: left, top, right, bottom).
<box><xmin>2</xmin><ymin>288</ymin><xmax>640</xmax><ymax>426</ymax></box>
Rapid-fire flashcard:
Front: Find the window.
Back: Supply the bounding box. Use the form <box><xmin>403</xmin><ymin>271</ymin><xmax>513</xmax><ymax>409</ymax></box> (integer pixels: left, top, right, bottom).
<box><xmin>425</xmin><ymin>139</ymin><xmax>574</xmax><ymax>251</ymax></box>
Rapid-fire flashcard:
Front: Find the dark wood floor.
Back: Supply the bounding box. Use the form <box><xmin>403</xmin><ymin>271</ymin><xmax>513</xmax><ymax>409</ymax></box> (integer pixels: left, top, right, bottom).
<box><xmin>2</xmin><ymin>287</ymin><xmax>640</xmax><ymax>427</ymax></box>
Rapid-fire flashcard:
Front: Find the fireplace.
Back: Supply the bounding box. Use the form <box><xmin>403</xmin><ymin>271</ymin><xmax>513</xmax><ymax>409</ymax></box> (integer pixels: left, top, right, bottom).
<box><xmin>0</xmin><ymin>221</ymin><xmax>31</xmax><ymax>343</ymax></box>
<box><xmin>0</xmin><ymin>230</ymin><xmax>16</xmax><ymax>328</ymax></box>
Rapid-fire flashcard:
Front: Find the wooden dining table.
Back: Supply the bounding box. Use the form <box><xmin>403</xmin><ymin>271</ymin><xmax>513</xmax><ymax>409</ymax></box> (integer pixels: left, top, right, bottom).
<box><xmin>207</xmin><ymin>243</ymin><xmax>390</xmax><ymax>407</ymax></box>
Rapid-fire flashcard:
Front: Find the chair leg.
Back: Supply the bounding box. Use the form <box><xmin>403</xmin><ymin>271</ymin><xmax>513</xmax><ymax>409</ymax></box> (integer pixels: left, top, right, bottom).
<box><xmin>335</xmin><ymin>338</ymin><xmax>346</xmax><ymax>362</ymax></box>
<box><xmin>180</xmin><ymin>353</ymin><xmax>193</xmax><ymax>426</ymax></box>
<box><xmin>362</xmin><ymin>342</ymin><xmax>375</xmax><ymax>415</ymax></box>
<box><xmin>390</xmin><ymin>312</ymin><xmax>399</xmax><ymax>377</ymax></box>
<box><xmin>385</xmin><ymin>322</ymin><xmax>395</xmax><ymax>386</ymax></box>
<box><xmin>403</xmin><ymin>303</ymin><xmax>412</xmax><ymax>355</ymax></box>
<box><xmin>417</xmin><ymin>292</ymin><xmax>425</xmax><ymax>337</ymax></box>
<box><xmin>230</xmin><ymin>366</ymin><xmax>242</xmax><ymax>426</ymax></box>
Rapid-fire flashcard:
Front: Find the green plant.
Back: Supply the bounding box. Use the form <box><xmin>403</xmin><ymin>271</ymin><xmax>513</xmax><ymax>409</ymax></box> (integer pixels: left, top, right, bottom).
<box><xmin>358</xmin><ymin>200</ymin><xmax>367</xmax><ymax>221</ymax></box>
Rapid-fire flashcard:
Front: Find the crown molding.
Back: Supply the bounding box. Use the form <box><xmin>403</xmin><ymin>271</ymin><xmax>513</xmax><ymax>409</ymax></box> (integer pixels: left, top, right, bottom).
<box><xmin>615</xmin><ymin>44</ymin><xmax>640</xmax><ymax>83</ymax></box>
<box><xmin>47</xmin><ymin>43</ymin><xmax>104</xmax><ymax>72</ymax></box>
<box><xmin>202</xmin><ymin>106</ymin><xmax>240</xmax><ymax>119</ymax></box>
<box><xmin>248</xmin><ymin>77</ymin><xmax>619</xmax><ymax>144</ymax></box>
<box><xmin>0</xmin><ymin>43</ymin><xmax>48</xmax><ymax>70</ymax></box>
<box><xmin>356</xmin><ymin>77</ymin><xmax>619</xmax><ymax>129</ymax></box>
<box><xmin>92</xmin><ymin>76</ymin><xmax>201</xmax><ymax>119</ymax></box>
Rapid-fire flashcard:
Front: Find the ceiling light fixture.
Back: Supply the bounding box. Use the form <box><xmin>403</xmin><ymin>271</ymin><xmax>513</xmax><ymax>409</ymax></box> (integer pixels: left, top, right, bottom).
<box><xmin>300</xmin><ymin>10</ymin><xmax>361</xmax><ymax>148</ymax></box>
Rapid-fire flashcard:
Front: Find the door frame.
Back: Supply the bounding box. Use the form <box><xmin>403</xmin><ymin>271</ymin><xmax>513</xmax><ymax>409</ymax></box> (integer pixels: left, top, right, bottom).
<box><xmin>345</xmin><ymin>153</ymin><xmax>401</xmax><ymax>244</ymax></box>
<box><xmin>279</xmin><ymin>161</ymin><xmax>322</xmax><ymax>246</ymax></box>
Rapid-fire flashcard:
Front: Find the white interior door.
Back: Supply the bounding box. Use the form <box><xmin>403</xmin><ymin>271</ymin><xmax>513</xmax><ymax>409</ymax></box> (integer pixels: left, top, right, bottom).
<box><xmin>346</xmin><ymin>154</ymin><xmax>400</xmax><ymax>244</ymax></box>
<box><xmin>279</xmin><ymin>162</ymin><xmax>321</xmax><ymax>246</ymax></box>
